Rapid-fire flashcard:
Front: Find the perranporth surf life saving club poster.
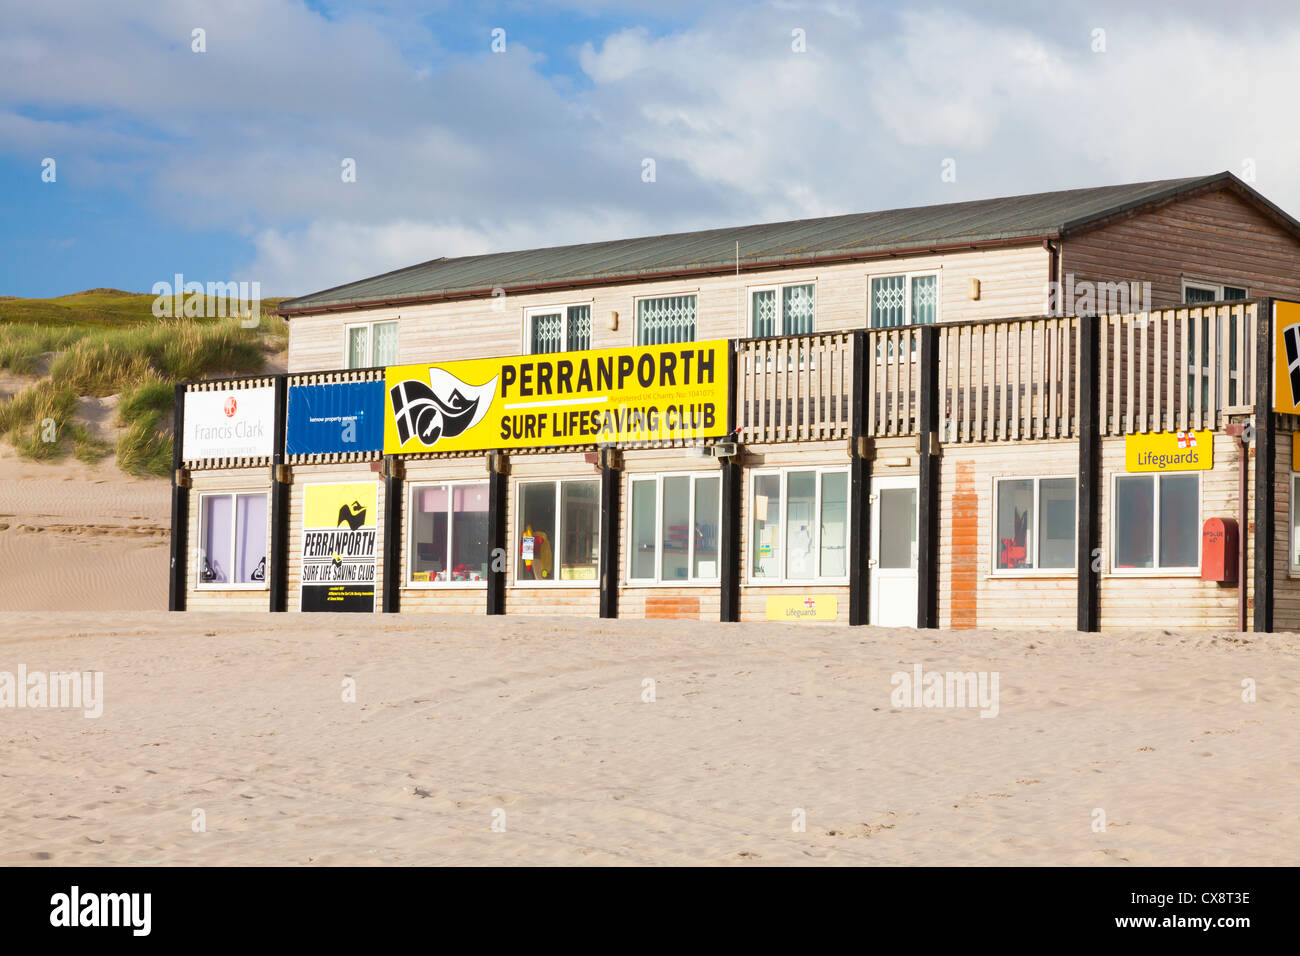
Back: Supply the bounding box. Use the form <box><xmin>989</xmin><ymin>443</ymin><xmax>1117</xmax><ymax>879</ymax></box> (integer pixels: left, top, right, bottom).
<box><xmin>299</xmin><ymin>481</ymin><xmax>378</xmax><ymax>612</ymax></box>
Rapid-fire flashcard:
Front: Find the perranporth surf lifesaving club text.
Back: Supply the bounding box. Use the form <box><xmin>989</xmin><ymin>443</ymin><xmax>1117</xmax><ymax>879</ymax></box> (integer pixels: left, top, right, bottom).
<box><xmin>499</xmin><ymin>346</ymin><xmax>720</xmax><ymax>442</ymax></box>
<box><xmin>300</xmin><ymin>528</ymin><xmax>376</xmax><ymax>583</ymax></box>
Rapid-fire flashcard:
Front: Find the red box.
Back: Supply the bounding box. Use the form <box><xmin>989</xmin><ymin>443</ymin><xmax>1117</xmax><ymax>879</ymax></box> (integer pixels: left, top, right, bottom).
<box><xmin>1201</xmin><ymin>518</ymin><xmax>1239</xmax><ymax>583</ymax></box>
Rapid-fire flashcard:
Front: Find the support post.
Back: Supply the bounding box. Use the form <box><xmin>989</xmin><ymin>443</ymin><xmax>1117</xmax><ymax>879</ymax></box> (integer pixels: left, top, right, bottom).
<box><xmin>599</xmin><ymin>448</ymin><xmax>621</xmax><ymax>619</ymax></box>
<box><xmin>916</xmin><ymin>325</ymin><xmax>940</xmax><ymax>629</ymax></box>
<box><xmin>168</xmin><ymin>383</ymin><xmax>189</xmax><ymax>611</ymax></box>
<box><xmin>487</xmin><ymin>454</ymin><xmax>507</xmax><ymax>615</ymax></box>
<box><xmin>1253</xmin><ymin>299</ymin><xmax>1275</xmax><ymax>633</ymax></box>
<box><xmin>382</xmin><ymin>456</ymin><xmax>402</xmax><ymax>613</ymax></box>
<box><xmin>720</xmin><ymin>344</ymin><xmax>741</xmax><ymax>623</ymax></box>
<box><xmin>848</xmin><ymin>329</ymin><xmax>871</xmax><ymax>626</ymax></box>
<box><xmin>1077</xmin><ymin>312</ymin><xmax>1101</xmax><ymax>632</ymax></box>
<box><xmin>269</xmin><ymin>375</ymin><xmax>290</xmax><ymax>612</ymax></box>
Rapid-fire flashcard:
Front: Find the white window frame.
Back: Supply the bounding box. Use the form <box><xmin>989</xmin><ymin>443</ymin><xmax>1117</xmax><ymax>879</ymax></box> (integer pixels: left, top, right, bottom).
<box><xmin>1181</xmin><ymin>278</ymin><xmax>1248</xmax><ymax>303</ymax></box>
<box><xmin>625</xmin><ymin>471</ymin><xmax>723</xmax><ymax>586</ymax></box>
<box><xmin>747</xmin><ymin>280</ymin><xmax>817</xmax><ymax>337</ymax></box>
<box><xmin>1290</xmin><ymin>472</ymin><xmax>1300</xmax><ymax>574</ymax></box>
<box><xmin>344</xmin><ymin>319</ymin><xmax>399</xmax><ymax>369</ymax></box>
<box><xmin>989</xmin><ymin>475</ymin><xmax>1078</xmax><ymax>577</ymax></box>
<box><xmin>633</xmin><ymin>291</ymin><xmax>699</xmax><ymax>346</ymax></box>
<box><xmin>405</xmin><ymin>480</ymin><xmax>492</xmax><ymax>589</ymax></box>
<box><xmin>512</xmin><ymin>477</ymin><xmax>602</xmax><ymax>588</ymax></box>
<box><xmin>523</xmin><ymin>302</ymin><xmax>594</xmax><ymax>354</ymax></box>
<box><xmin>868</xmin><ymin>271</ymin><xmax>941</xmax><ymax>328</ymax></box>
<box><xmin>1108</xmin><ymin>472</ymin><xmax>1202</xmax><ymax>576</ymax></box>
<box><xmin>195</xmin><ymin>490</ymin><xmax>269</xmax><ymax>591</ymax></box>
<box><xmin>745</xmin><ymin>466</ymin><xmax>851</xmax><ymax>586</ymax></box>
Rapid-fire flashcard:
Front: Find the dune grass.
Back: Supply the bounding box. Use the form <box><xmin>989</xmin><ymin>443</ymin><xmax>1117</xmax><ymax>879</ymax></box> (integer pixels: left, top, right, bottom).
<box><xmin>0</xmin><ymin>290</ymin><xmax>288</xmax><ymax>476</ymax></box>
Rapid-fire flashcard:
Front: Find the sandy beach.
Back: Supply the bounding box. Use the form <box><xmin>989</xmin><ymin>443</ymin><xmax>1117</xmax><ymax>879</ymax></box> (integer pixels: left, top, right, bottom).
<box><xmin>1</xmin><ymin>609</ymin><xmax>1295</xmax><ymax>866</ymax></box>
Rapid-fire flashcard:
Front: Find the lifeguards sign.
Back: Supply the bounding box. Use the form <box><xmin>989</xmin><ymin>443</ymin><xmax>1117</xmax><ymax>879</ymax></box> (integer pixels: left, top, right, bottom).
<box><xmin>1273</xmin><ymin>300</ymin><xmax>1300</xmax><ymax>414</ymax></box>
<box><xmin>383</xmin><ymin>341</ymin><xmax>730</xmax><ymax>454</ymax></box>
<box><xmin>1124</xmin><ymin>429</ymin><xmax>1213</xmax><ymax>471</ymax></box>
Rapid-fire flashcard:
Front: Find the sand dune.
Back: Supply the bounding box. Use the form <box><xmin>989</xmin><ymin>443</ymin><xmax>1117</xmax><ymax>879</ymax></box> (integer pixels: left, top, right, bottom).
<box><xmin>0</xmin><ymin>449</ymin><xmax>170</xmax><ymax>611</ymax></box>
<box><xmin>1</xmin><ymin>610</ymin><xmax>1295</xmax><ymax>866</ymax></box>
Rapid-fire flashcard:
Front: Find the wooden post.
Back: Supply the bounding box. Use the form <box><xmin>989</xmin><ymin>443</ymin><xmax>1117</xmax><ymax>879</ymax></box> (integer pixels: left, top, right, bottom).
<box><xmin>269</xmin><ymin>375</ymin><xmax>290</xmax><ymax>612</ymax></box>
<box><xmin>848</xmin><ymin>329</ymin><xmax>871</xmax><ymax>626</ymax></box>
<box><xmin>1253</xmin><ymin>299</ymin><xmax>1275</xmax><ymax>633</ymax></box>
<box><xmin>917</xmin><ymin>325</ymin><xmax>940</xmax><ymax>629</ymax></box>
<box><xmin>168</xmin><ymin>382</ymin><xmax>189</xmax><ymax>612</ymax></box>
<box><xmin>720</xmin><ymin>344</ymin><xmax>741</xmax><ymax>623</ymax></box>
<box><xmin>486</xmin><ymin>456</ymin><xmax>507</xmax><ymax>615</ymax></box>
<box><xmin>382</xmin><ymin>456</ymin><xmax>402</xmax><ymax>614</ymax></box>
<box><xmin>1076</xmin><ymin>312</ymin><xmax>1101</xmax><ymax>632</ymax></box>
<box><xmin>599</xmin><ymin>448</ymin><xmax>621</xmax><ymax>619</ymax></box>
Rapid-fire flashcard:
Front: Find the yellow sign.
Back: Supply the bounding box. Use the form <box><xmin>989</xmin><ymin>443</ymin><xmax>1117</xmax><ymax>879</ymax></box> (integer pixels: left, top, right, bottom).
<box><xmin>1274</xmin><ymin>301</ymin><xmax>1300</xmax><ymax>414</ymax></box>
<box><xmin>384</xmin><ymin>341</ymin><xmax>730</xmax><ymax>454</ymax></box>
<box><xmin>765</xmin><ymin>595</ymin><xmax>839</xmax><ymax>622</ymax></box>
<box><xmin>1293</xmin><ymin>436</ymin><xmax>1300</xmax><ymax>473</ymax></box>
<box><xmin>1124</xmin><ymin>430</ymin><xmax>1213</xmax><ymax>472</ymax></box>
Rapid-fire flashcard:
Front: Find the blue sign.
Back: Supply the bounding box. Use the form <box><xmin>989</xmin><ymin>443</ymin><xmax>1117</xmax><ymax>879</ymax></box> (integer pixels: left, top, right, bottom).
<box><xmin>286</xmin><ymin>381</ymin><xmax>384</xmax><ymax>455</ymax></box>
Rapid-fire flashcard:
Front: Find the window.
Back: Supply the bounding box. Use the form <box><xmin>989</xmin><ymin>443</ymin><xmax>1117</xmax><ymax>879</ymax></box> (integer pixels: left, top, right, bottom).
<box><xmin>345</xmin><ymin>320</ymin><xmax>398</xmax><ymax>368</ymax></box>
<box><xmin>1112</xmin><ymin>473</ymin><xmax>1200</xmax><ymax>572</ymax></box>
<box><xmin>628</xmin><ymin>473</ymin><xmax>721</xmax><ymax>583</ymax></box>
<box><xmin>1183</xmin><ymin>281</ymin><xmax>1247</xmax><ymax>304</ymax></box>
<box><xmin>750</xmin><ymin>283</ymin><xmax>815</xmax><ymax>337</ymax></box>
<box><xmin>408</xmin><ymin>482</ymin><xmax>491</xmax><ymax>585</ymax></box>
<box><xmin>1292</xmin><ymin>474</ymin><xmax>1300</xmax><ymax>572</ymax></box>
<box><xmin>516</xmin><ymin>480</ymin><xmax>600</xmax><ymax>584</ymax></box>
<box><xmin>870</xmin><ymin>273</ymin><xmax>938</xmax><ymax>328</ymax></box>
<box><xmin>197</xmin><ymin>492</ymin><xmax>268</xmax><ymax>588</ymax></box>
<box><xmin>636</xmin><ymin>294</ymin><xmax>697</xmax><ymax>345</ymax></box>
<box><xmin>527</xmin><ymin>304</ymin><xmax>592</xmax><ymax>353</ymax></box>
<box><xmin>749</xmin><ymin>468</ymin><xmax>849</xmax><ymax>583</ymax></box>
<box><xmin>1182</xmin><ymin>281</ymin><xmax>1248</xmax><ymax>408</ymax></box>
<box><xmin>993</xmin><ymin>477</ymin><xmax>1076</xmax><ymax>572</ymax></box>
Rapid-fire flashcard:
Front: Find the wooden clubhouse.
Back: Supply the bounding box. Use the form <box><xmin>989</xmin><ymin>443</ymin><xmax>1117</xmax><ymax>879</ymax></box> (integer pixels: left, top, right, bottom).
<box><xmin>169</xmin><ymin>172</ymin><xmax>1300</xmax><ymax>631</ymax></box>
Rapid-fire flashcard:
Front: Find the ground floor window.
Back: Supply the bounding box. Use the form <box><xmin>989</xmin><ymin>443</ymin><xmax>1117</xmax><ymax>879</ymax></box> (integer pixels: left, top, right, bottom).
<box><xmin>993</xmin><ymin>477</ymin><xmax>1076</xmax><ymax>571</ymax></box>
<box><xmin>749</xmin><ymin>468</ymin><xmax>849</xmax><ymax>583</ymax></box>
<box><xmin>628</xmin><ymin>473</ymin><xmax>721</xmax><ymax>583</ymax></box>
<box><xmin>1291</xmin><ymin>474</ymin><xmax>1300</xmax><ymax>571</ymax></box>
<box><xmin>408</xmin><ymin>482</ymin><xmax>490</xmax><ymax>584</ymax></box>
<box><xmin>198</xmin><ymin>491</ymin><xmax>268</xmax><ymax>587</ymax></box>
<box><xmin>1112</xmin><ymin>473</ymin><xmax>1200</xmax><ymax>571</ymax></box>
<box><xmin>517</xmin><ymin>479</ymin><xmax>600</xmax><ymax>583</ymax></box>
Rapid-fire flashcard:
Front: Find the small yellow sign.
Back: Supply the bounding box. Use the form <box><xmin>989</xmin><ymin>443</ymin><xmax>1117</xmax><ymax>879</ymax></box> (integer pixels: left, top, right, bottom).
<box><xmin>765</xmin><ymin>595</ymin><xmax>839</xmax><ymax>622</ymax></box>
<box><xmin>1124</xmin><ymin>430</ymin><xmax>1213</xmax><ymax>472</ymax></box>
<box><xmin>1275</xmin><ymin>301</ymin><xmax>1300</xmax><ymax>415</ymax></box>
<box><xmin>1292</xmin><ymin>436</ymin><xmax>1300</xmax><ymax>473</ymax></box>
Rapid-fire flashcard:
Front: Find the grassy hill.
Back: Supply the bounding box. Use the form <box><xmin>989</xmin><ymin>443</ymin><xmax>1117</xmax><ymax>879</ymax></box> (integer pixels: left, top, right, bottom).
<box><xmin>0</xmin><ymin>289</ymin><xmax>288</xmax><ymax>476</ymax></box>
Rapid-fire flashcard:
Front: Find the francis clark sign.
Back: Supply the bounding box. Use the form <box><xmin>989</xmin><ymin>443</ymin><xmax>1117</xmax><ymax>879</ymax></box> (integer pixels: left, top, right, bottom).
<box><xmin>182</xmin><ymin>387</ymin><xmax>275</xmax><ymax>460</ymax></box>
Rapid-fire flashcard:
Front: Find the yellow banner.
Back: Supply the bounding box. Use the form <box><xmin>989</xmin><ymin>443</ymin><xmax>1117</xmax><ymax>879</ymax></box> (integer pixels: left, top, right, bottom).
<box><xmin>765</xmin><ymin>595</ymin><xmax>839</xmax><ymax>622</ymax></box>
<box><xmin>384</xmin><ymin>341</ymin><xmax>729</xmax><ymax>454</ymax></box>
<box><xmin>303</xmin><ymin>481</ymin><xmax>378</xmax><ymax>529</ymax></box>
<box><xmin>1124</xmin><ymin>430</ymin><xmax>1213</xmax><ymax>472</ymax></box>
<box><xmin>1274</xmin><ymin>301</ymin><xmax>1300</xmax><ymax>414</ymax></box>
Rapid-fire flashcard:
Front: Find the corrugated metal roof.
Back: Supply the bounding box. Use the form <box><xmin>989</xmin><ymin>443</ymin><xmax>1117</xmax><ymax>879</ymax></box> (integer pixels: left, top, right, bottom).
<box><xmin>280</xmin><ymin>172</ymin><xmax>1285</xmax><ymax>314</ymax></box>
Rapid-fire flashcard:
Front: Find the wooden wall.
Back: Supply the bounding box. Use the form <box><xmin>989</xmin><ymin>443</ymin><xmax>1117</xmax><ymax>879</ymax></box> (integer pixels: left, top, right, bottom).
<box><xmin>1064</xmin><ymin>190</ymin><xmax>1300</xmax><ymax>307</ymax></box>
<box><xmin>287</xmin><ymin>245</ymin><xmax>1051</xmax><ymax>371</ymax></box>
<box><xmin>187</xmin><ymin>469</ymin><xmax>273</xmax><ymax>611</ymax></box>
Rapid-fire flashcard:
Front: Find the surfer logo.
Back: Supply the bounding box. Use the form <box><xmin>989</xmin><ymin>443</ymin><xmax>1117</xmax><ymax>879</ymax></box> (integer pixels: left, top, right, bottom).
<box><xmin>1285</xmin><ymin>323</ymin><xmax>1300</xmax><ymax>407</ymax></box>
<box><xmin>389</xmin><ymin>367</ymin><xmax>497</xmax><ymax>449</ymax></box>
<box><xmin>337</xmin><ymin>500</ymin><xmax>367</xmax><ymax>529</ymax></box>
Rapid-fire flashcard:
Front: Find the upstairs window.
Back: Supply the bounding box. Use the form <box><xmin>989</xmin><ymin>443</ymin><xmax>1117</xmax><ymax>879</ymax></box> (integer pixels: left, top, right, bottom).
<box><xmin>1183</xmin><ymin>281</ymin><xmax>1247</xmax><ymax>304</ymax></box>
<box><xmin>870</xmin><ymin>273</ymin><xmax>938</xmax><ymax>328</ymax></box>
<box><xmin>528</xmin><ymin>304</ymin><xmax>592</xmax><ymax>354</ymax></box>
<box><xmin>636</xmin><ymin>294</ymin><xmax>697</xmax><ymax>345</ymax></box>
<box><xmin>346</xmin><ymin>320</ymin><xmax>398</xmax><ymax>368</ymax></box>
<box><xmin>750</xmin><ymin>283</ymin><xmax>815</xmax><ymax>337</ymax></box>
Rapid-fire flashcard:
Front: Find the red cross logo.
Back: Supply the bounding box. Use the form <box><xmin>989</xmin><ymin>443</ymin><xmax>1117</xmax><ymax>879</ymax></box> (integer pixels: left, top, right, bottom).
<box><xmin>223</xmin><ymin>396</ymin><xmax>237</xmax><ymax>418</ymax></box>
<box><xmin>803</xmin><ymin>597</ymin><xmax>816</xmax><ymax>610</ymax></box>
<box><xmin>1176</xmin><ymin>430</ymin><xmax>1196</xmax><ymax>449</ymax></box>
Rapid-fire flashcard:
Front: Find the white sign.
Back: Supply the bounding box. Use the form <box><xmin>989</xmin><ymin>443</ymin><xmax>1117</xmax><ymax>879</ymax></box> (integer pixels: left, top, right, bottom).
<box><xmin>183</xmin><ymin>386</ymin><xmax>275</xmax><ymax>460</ymax></box>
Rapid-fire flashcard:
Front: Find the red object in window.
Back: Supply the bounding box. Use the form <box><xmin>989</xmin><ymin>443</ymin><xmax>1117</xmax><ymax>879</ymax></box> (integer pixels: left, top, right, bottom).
<box><xmin>999</xmin><ymin>538</ymin><xmax>1027</xmax><ymax>569</ymax></box>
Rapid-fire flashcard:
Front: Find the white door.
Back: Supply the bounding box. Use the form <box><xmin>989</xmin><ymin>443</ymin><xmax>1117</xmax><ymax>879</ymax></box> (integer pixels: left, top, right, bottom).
<box><xmin>869</xmin><ymin>476</ymin><xmax>919</xmax><ymax>627</ymax></box>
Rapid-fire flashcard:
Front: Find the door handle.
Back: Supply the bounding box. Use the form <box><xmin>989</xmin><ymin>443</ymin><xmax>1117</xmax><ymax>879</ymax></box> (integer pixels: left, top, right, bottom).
<box><xmin>867</xmin><ymin>558</ymin><xmax>878</xmax><ymax>568</ymax></box>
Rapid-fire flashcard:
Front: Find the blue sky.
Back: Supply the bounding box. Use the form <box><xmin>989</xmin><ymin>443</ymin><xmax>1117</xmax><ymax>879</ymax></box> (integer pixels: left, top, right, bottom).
<box><xmin>4</xmin><ymin>0</ymin><xmax>1300</xmax><ymax>298</ymax></box>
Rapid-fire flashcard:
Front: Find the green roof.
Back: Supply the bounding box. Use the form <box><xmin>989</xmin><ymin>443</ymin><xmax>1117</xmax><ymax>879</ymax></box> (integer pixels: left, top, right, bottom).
<box><xmin>280</xmin><ymin>172</ymin><xmax>1295</xmax><ymax>315</ymax></box>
